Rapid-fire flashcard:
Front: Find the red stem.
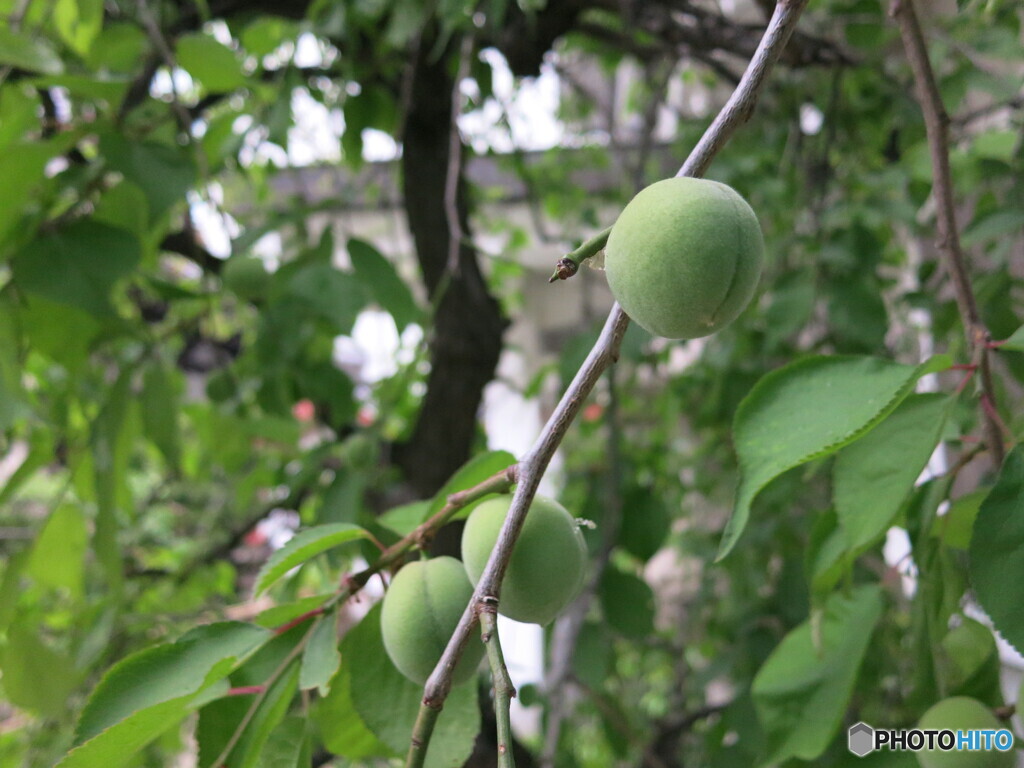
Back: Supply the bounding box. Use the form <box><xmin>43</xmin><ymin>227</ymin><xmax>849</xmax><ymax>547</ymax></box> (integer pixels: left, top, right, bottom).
<box><xmin>274</xmin><ymin>607</ymin><xmax>324</xmax><ymax>635</ymax></box>
<box><xmin>226</xmin><ymin>685</ymin><xmax>265</xmax><ymax>696</ymax></box>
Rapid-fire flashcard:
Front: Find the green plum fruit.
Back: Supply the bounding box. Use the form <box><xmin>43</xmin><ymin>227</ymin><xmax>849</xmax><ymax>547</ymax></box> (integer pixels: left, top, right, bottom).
<box><xmin>380</xmin><ymin>556</ymin><xmax>484</xmax><ymax>686</ymax></box>
<box><xmin>461</xmin><ymin>494</ymin><xmax>587</xmax><ymax>625</ymax></box>
<box><xmin>916</xmin><ymin>696</ymin><xmax>1015</xmax><ymax>768</ymax></box>
<box><xmin>603</xmin><ymin>176</ymin><xmax>764</xmax><ymax>339</ymax></box>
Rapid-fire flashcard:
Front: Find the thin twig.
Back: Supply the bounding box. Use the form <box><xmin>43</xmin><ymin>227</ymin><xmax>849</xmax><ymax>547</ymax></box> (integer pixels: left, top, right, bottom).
<box><xmin>548</xmin><ymin>227</ymin><xmax>612</xmax><ymax>282</ymax></box>
<box><xmin>676</xmin><ymin>0</ymin><xmax>810</xmax><ymax>179</ymax></box>
<box><xmin>405</xmin><ymin>699</ymin><xmax>443</xmax><ymax>768</ymax></box>
<box><xmin>348</xmin><ymin>465</ymin><xmax>518</xmax><ymax>592</ymax></box>
<box><xmin>890</xmin><ymin>0</ymin><xmax>1006</xmax><ymax>469</ymax></box>
<box><xmin>208</xmin><ymin>620</ymin><xmax>314</xmax><ymax>768</ymax></box>
<box><xmin>479</xmin><ymin>602</ymin><xmax>516</xmax><ymax>768</ymax></box>
<box><xmin>136</xmin><ymin>0</ymin><xmax>199</xmax><ymax>152</ymax></box>
<box><xmin>951</xmin><ymin>95</ymin><xmax>1024</xmax><ymax>130</ymax></box>
<box><xmin>444</xmin><ymin>31</ymin><xmax>477</xmax><ymax>276</ymax></box>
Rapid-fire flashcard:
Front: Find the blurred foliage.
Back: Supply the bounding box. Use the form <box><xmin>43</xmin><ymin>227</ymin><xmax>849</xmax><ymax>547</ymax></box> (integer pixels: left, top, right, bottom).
<box><xmin>0</xmin><ymin>0</ymin><xmax>1022</xmax><ymax>766</ymax></box>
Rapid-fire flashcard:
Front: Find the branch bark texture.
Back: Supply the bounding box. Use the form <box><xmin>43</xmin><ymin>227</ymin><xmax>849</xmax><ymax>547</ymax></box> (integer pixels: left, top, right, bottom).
<box><xmin>890</xmin><ymin>0</ymin><xmax>1006</xmax><ymax>468</ymax></box>
<box><xmin>395</xmin><ymin>35</ymin><xmax>508</xmax><ymax>498</ymax></box>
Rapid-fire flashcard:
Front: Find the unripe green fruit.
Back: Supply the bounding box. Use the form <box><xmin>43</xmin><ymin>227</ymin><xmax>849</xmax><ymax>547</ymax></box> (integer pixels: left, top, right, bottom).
<box><xmin>916</xmin><ymin>697</ymin><xmax>1015</xmax><ymax>768</ymax></box>
<box><xmin>604</xmin><ymin>177</ymin><xmax>764</xmax><ymax>339</ymax></box>
<box><xmin>380</xmin><ymin>556</ymin><xmax>484</xmax><ymax>686</ymax></box>
<box><xmin>461</xmin><ymin>495</ymin><xmax>587</xmax><ymax>625</ymax></box>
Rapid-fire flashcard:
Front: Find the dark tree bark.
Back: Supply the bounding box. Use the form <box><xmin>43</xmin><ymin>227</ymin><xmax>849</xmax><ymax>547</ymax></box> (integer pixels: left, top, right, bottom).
<box><xmin>393</xmin><ymin>39</ymin><xmax>508</xmax><ymax>498</ymax></box>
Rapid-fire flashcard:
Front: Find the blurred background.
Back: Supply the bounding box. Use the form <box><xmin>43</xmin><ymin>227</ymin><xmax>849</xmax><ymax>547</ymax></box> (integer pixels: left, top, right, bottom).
<box><xmin>1</xmin><ymin>0</ymin><xmax>1022</xmax><ymax>766</ymax></box>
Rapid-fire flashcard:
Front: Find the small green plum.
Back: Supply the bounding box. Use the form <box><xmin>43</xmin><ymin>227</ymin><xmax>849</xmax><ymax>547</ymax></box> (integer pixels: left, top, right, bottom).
<box><xmin>461</xmin><ymin>495</ymin><xmax>587</xmax><ymax>625</ymax></box>
<box><xmin>603</xmin><ymin>176</ymin><xmax>764</xmax><ymax>339</ymax></box>
<box><xmin>380</xmin><ymin>556</ymin><xmax>484</xmax><ymax>686</ymax></box>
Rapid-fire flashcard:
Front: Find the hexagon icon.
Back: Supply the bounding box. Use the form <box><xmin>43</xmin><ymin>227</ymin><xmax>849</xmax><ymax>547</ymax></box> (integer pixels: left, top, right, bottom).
<box><xmin>848</xmin><ymin>722</ymin><xmax>874</xmax><ymax>757</ymax></box>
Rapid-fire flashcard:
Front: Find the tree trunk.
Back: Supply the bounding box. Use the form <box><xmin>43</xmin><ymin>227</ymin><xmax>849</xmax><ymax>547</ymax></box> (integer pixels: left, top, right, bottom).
<box><xmin>394</xmin><ymin>38</ymin><xmax>507</xmax><ymax>498</ymax></box>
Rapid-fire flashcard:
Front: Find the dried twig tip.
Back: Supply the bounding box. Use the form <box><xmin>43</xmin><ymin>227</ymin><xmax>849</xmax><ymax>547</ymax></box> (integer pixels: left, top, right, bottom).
<box><xmin>548</xmin><ymin>257</ymin><xmax>579</xmax><ymax>283</ymax></box>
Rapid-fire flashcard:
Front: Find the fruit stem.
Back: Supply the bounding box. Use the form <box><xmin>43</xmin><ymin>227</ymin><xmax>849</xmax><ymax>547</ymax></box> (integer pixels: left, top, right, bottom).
<box><xmin>548</xmin><ymin>226</ymin><xmax>612</xmax><ymax>282</ymax></box>
<box><xmin>479</xmin><ymin>601</ymin><xmax>517</xmax><ymax>768</ymax></box>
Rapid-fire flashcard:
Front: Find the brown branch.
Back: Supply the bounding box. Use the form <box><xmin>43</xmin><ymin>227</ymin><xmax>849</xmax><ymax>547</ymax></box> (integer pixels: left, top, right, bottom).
<box><xmin>890</xmin><ymin>0</ymin><xmax>1006</xmax><ymax>469</ymax></box>
<box><xmin>411</xmin><ymin>2</ymin><xmax>812</xmax><ymax>758</ymax></box>
<box><xmin>951</xmin><ymin>95</ymin><xmax>1024</xmax><ymax>130</ymax></box>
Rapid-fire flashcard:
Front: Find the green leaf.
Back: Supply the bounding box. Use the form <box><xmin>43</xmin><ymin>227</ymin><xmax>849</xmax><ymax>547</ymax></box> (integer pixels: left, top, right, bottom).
<box><xmin>293</xmin><ymin>361</ymin><xmax>356</xmax><ymax>429</ymax></box>
<box><xmin>347</xmin><ymin>237</ymin><xmax>420</xmax><ymax>331</ymax></box>
<box><xmin>970</xmin><ymin>444</ymin><xmax>1024</xmax><ymax>656</ymax></box>
<box><xmin>618</xmin><ymin>488</ymin><xmax>670</xmax><ymax>562</ymax></box>
<box><xmin>764</xmin><ymin>267</ymin><xmax>816</xmax><ymax>349</ymax></box>
<box><xmin>999</xmin><ymin>324</ymin><xmax>1024</xmax><ymax>352</ymax></box>
<box><xmin>54</xmin><ymin>0</ymin><xmax>103</xmax><ymax>56</ymax></box>
<box><xmin>85</xmin><ymin>22</ymin><xmax>148</xmax><ymax>73</ymax></box>
<box><xmin>971</xmin><ymin>130</ymin><xmax>1019</xmax><ymax>163</ymax></box>
<box><xmin>962</xmin><ymin>210</ymin><xmax>1024</xmax><ymax>248</ymax></box>
<box><xmin>346</xmin><ymin>604</ymin><xmax>480</xmax><ymax>768</ymax></box>
<box><xmin>241</xmin><ymin>17</ymin><xmax>299</xmax><ymax>57</ymax></box>
<box><xmin>827</xmin><ymin>278</ymin><xmax>888</xmax><ymax>353</ymax></box>
<box><xmin>571</xmin><ymin>622</ymin><xmax>614</xmax><ymax>690</ymax></box>
<box><xmin>75</xmin><ymin>622</ymin><xmax>270</xmax><ymax>743</ymax></box>
<box><xmin>834</xmin><ymin>393</ymin><xmax>950</xmax><ymax>551</ymax></box>
<box><xmin>0</xmin><ymin>622</ymin><xmax>79</xmax><ymax>717</ymax></box>
<box><xmin>11</xmin><ymin>220</ymin><xmax>141</xmax><ymax>318</ymax></box>
<box><xmin>806</xmin><ymin>509</ymin><xmax>848</xmax><ymax>600</ymax></box>
<box><xmin>299</xmin><ymin>615</ymin><xmax>340</xmax><ymax>694</ymax></box>
<box><xmin>92</xmin><ymin>369</ymin><xmax>133</xmax><ymax>590</ymax></box>
<box><xmin>257</xmin><ymin>716</ymin><xmax>310</xmax><ymax>768</ymax></box>
<box><xmin>0</xmin><ymin>430</ymin><xmax>52</xmax><ymax>508</ymax></box>
<box><xmin>424</xmin><ymin>450</ymin><xmax>517</xmax><ymax>522</ymax></box>
<box><xmin>936</xmin><ymin>619</ymin><xmax>1002</xmax><ymax>706</ymax></box>
<box><xmin>176</xmin><ymin>33</ymin><xmax>246</xmax><ymax>92</ymax></box>
<box><xmin>93</xmin><ymin>179</ymin><xmax>149</xmax><ymax>241</ymax></box>
<box><xmin>254</xmin><ymin>524</ymin><xmax>369</xmax><ymax>595</ymax></box>
<box><xmin>0</xmin><ymin>81</ymin><xmax>40</xmax><ymax>149</ymax></box>
<box><xmin>18</xmin><ymin>295</ymin><xmax>100</xmax><ymax>374</ymax></box>
<box><xmin>141</xmin><ymin>361</ymin><xmax>182</xmax><ymax>471</ymax></box>
<box><xmin>59</xmin><ymin>622</ymin><xmax>270</xmax><ymax>768</ymax></box>
<box><xmin>0</xmin><ymin>140</ymin><xmax>64</xmax><ymax>250</ymax></box>
<box><xmin>599</xmin><ymin>567</ymin><xmax>655</xmax><ymax>639</ymax></box>
<box><xmin>27</xmin><ymin>504</ymin><xmax>88</xmax><ymax>598</ymax></box>
<box><xmin>0</xmin><ymin>297</ymin><xmax>27</xmax><ymax>429</ymax></box>
<box><xmin>287</xmin><ymin>263</ymin><xmax>368</xmax><ymax>334</ymax></box>
<box><xmin>225</xmin><ymin>664</ymin><xmax>300</xmax><ymax>768</ymax></box>
<box><xmin>719</xmin><ymin>354</ymin><xmax>951</xmax><ymax>560</ymax></box>
<box><xmin>378</xmin><ymin>500</ymin><xmax>430</xmax><ymax>536</ymax></box>
<box><xmin>196</xmin><ymin>629</ymin><xmax>302</xmax><ymax>768</ymax></box>
<box><xmin>100</xmin><ymin>134</ymin><xmax>196</xmax><ymax>223</ymax></box>
<box><xmin>254</xmin><ymin>595</ymin><xmax>333</xmax><ymax>629</ymax></box>
<box><xmin>315</xmin><ymin>664</ymin><xmax>393</xmax><ymax>760</ymax></box>
<box><xmin>0</xmin><ymin>27</ymin><xmax>63</xmax><ymax>74</ymax></box>
<box><xmin>752</xmin><ymin>585</ymin><xmax>884</xmax><ymax>764</ymax></box>
<box><xmin>934</xmin><ymin>489</ymin><xmax>987</xmax><ymax>550</ymax></box>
